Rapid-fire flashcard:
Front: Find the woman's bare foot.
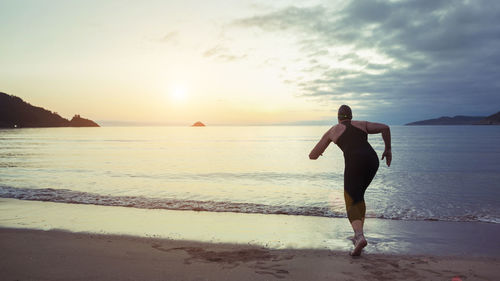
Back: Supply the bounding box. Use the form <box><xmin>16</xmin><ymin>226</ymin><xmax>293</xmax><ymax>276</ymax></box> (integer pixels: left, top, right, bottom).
<box><xmin>348</xmin><ymin>236</ymin><xmax>355</xmax><ymax>245</ymax></box>
<box><xmin>350</xmin><ymin>234</ymin><xmax>367</xmax><ymax>256</ymax></box>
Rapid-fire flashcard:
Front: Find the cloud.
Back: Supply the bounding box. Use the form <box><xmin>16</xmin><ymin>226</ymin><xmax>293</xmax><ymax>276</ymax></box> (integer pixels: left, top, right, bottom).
<box><xmin>159</xmin><ymin>31</ymin><xmax>179</xmax><ymax>44</ymax></box>
<box><xmin>233</xmin><ymin>0</ymin><xmax>500</xmax><ymax>122</ymax></box>
<box><xmin>203</xmin><ymin>44</ymin><xmax>247</xmax><ymax>62</ymax></box>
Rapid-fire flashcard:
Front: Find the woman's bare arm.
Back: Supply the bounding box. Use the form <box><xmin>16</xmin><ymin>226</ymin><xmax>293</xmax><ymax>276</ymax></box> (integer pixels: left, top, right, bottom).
<box><xmin>309</xmin><ymin>129</ymin><xmax>333</xmax><ymax>160</ymax></box>
<box><xmin>366</xmin><ymin>122</ymin><xmax>392</xmax><ymax>167</ymax></box>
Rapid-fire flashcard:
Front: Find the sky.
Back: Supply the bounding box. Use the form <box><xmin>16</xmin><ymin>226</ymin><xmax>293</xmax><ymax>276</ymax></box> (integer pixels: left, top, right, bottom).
<box><xmin>1</xmin><ymin>0</ymin><xmax>499</xmax><ymax>125</ymax></box>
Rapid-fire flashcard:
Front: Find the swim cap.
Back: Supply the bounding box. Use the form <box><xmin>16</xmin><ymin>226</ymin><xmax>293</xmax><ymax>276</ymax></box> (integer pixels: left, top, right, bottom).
<box><xmin>338</xmin><ymin>105</ymin><xmax>352</xmax><ymax>120</ymax></box>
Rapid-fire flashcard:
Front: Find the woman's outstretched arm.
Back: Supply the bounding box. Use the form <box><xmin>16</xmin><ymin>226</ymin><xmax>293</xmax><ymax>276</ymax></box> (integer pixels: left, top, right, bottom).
<box><xmin>366</xmin><ymin>122</ymin><xmax>392</xmax><ymax>167</ymax></box>
<box><xmin>309</xmin><ymin>129</ymin><xmax>333</xmax><ymax>160</ymax></box>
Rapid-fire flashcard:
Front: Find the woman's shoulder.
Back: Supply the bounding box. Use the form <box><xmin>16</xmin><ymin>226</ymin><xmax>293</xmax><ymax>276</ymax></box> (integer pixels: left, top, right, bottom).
<box><xmin>329</xmin><ymin>124</ymin><xmax>345</xmax><ymax>143</ymax></box>
<box><xmin>328</xmin><ymin>124</ymin><xmax>343</xmax><ymax>134</ymax></box>
<box><xmin>351</xmin><ymin>120</ymin><xmax>368</xmax><ymax>133</ymax></box>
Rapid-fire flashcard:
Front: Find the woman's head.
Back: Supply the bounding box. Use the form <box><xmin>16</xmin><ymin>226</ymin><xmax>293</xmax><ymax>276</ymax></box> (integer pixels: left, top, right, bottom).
<box><xmin>338</xmin><ymin>104</ymin><xmax>352</xmax><ymax>122</ymax></box>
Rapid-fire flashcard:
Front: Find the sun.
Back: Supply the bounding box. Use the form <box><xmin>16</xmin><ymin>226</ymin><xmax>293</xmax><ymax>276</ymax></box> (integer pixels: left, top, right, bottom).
<box><xmin>170</xmin><ymin>85</ymin><xmax>188</xmax><ymax>102</ymax></box>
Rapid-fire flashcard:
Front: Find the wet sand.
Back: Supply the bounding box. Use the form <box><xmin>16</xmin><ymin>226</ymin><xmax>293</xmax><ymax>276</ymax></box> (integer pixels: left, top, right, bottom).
<box><xmin>1</xmin><ymin>227</ymin><xmax>499</xmax><ymax>281</ymax></box>
<box><xmin>2</xmin><ymin>198</ymin><xmax>500</xmax><ymax>257</ymax></box>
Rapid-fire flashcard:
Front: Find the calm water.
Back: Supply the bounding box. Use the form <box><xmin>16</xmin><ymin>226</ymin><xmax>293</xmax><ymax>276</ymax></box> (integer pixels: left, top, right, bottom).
<box><xmin>1</xmin><ymin>126</ymin><xmax>500</xmax><ymax>223</ymax></box>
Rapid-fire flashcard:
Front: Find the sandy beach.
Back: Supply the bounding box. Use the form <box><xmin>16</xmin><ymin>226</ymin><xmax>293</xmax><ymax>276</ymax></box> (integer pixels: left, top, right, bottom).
<box><xmin>1</xmin><ymin>228</ymin><xmax>498</xmax><ymax>281</ymax></box>
<box><xmin>1</xmin><ymin>199</ymin><xmax>499</xmax><ymax>281</ymax></box>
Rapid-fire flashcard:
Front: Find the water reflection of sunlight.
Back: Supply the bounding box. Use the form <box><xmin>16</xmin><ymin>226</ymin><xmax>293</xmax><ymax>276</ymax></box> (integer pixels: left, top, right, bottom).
<box><xmin>328</xmin><ymin>190</ymin><xmax>345</xmax><ymax>213</ymax></box>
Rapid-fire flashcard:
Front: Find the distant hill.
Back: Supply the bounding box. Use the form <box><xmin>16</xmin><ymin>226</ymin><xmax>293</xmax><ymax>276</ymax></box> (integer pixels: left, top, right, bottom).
<box><xmin>405</xmin><ymin>115</ymin><xmax>485</xmax><ymax>125</ymax></box>
<box><xmin>406</xmin><ymin>112</ymin><xmax>500</xmax><ymax>125</ymax></box>
<box><xmin>0</xmin><ymin>92</ymin><xmax>99</xmax><ymax>128</ymax></box>
<box><xmin>475</xmin><ymin>111</ymin><xmax>500</xmax><ymax>125</ymax></box>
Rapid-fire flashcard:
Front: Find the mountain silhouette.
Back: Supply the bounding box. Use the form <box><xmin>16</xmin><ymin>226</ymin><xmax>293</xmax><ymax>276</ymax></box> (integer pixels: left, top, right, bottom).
<box><xmin>475</xmin><ymin>111</ymin><xmax>500</xmax><ymax>125</ymax></box>
<box><xmin>406</xmin><ymin>111</ymin><xmax>500</xmax><ymax>125</ymax></box>
<box><xmin>0</xmin><ymin>92</ymin><xmax>99</xmax><ymax>128</ymax></box>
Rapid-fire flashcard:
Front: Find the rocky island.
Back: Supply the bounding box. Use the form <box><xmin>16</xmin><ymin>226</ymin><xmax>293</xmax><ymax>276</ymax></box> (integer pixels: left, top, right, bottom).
<box><xmin>191</xmin><ymin>121</ymin><xmax>205</xmax><ymax>127</ymax></box>
<box><xmin>0</xmin><ymin>92</ymin><xmax>99</xmax><ymax>128</ymax></box>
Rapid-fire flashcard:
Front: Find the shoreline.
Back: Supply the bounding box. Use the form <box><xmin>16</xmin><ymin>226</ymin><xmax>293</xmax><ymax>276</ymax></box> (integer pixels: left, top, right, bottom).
<box><xmin>1</xmin><ymin>198</ymin><xmax>500</xmax><ymax>258</ymax></box>
<box><xmin>2</xmin><ymin>185</ymin><xmax>499</xmax><ymax>224</ymax></box>
<box><xmin>1</xmin><ymin>227</ymin><xmax>499</xmax><ymax>281</ymax></box>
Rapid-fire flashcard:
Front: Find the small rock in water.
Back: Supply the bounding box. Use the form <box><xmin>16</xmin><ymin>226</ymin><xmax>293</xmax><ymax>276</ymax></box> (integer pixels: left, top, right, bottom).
<box><xmin>191</xmin><ymin>121</ymin><xmax>205</xmax><ymax>127</ymax></box>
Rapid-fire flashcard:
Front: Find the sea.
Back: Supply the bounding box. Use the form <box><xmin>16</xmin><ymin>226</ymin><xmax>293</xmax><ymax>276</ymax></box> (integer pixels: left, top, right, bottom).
<box><xmin>1</xmin><ymin>125</ymin><xmax>500</xmax><ymax>225</ymax></box>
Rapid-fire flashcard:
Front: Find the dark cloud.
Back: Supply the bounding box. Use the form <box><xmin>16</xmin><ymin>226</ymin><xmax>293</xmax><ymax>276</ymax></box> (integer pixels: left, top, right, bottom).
<box><xmin>234</xmin><ymin>0</ymin><xmax>500</xmax><ymax>123</ymax></box>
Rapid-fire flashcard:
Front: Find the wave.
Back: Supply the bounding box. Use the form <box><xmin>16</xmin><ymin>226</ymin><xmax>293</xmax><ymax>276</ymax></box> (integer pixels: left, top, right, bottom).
<box><xmin>0</xmin><ymin>186</ymin><xmax>498</xmax><ymax>224</ymax></box>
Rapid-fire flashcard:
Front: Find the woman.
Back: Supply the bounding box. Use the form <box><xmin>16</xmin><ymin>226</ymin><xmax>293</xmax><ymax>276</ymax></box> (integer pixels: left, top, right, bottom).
<box><xmin>309</xmin><ymin>105</ymin><xmax>392</xmax><ymax>256</ymax></box>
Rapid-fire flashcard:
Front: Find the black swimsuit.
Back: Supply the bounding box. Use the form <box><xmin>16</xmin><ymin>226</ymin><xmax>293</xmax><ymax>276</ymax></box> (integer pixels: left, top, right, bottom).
<box><xmin>336</xmin><ymin>121</ymin><xmax>379</xmax><ymax>221</ymax></box>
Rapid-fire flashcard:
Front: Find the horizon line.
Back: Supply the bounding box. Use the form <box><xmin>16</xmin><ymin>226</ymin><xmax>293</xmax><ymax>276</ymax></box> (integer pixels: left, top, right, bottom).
<box><xmin>97</xmin><ymin>120</ymin><xmax>403</xmax><ymax>127</ymax></box>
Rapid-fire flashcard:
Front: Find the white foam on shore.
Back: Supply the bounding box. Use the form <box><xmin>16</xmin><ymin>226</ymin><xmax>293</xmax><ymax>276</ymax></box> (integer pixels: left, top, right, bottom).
<box><xmin>1</xmin><ymin>198</ymin><xmax>499</xmax><ymax>257</ymax></box>
<box><xmin>0</xmin><ymin>198</ymin><xmax>353</xmax><ymax>251</ymax></box>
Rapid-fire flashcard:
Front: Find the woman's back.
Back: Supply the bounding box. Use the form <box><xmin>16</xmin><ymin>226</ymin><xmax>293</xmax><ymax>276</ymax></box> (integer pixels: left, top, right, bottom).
<box><xmin>336</xmin><ymin>120</ymin><xmax>369</xmax><ymax>153</ymax></box>
<box><xmin>336</xmin><ymin>120</ymin><xmax>377</xmax><ymax>160</ymax></box>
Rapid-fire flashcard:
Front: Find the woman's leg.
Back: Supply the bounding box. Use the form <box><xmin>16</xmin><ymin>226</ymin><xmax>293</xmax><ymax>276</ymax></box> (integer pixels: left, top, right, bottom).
<box><xmin>344</xmin><ymin>192</ymin><xmax>367</xmax><ymax>256</ymax></box>
<box><xmin>344</xmin><ymin>156</ymin><xmax>374</xmax><ymax>256</ymax></box>
<box><xmin>350</xmin><ymin>219</ymin><xmax>367</xmax><ymax>256</ymax></box>
<box><xmin>351</xmin><ymin>219</ymin><xmax>363</xmax><ymax>233</ymax></box>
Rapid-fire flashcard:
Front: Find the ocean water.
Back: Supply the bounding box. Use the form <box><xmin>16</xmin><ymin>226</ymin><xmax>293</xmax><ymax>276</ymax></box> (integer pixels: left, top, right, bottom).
<box><xmin>1</xmin><ymin>125</ymin><xmax>500</xmax><ymax>224</ymax></box>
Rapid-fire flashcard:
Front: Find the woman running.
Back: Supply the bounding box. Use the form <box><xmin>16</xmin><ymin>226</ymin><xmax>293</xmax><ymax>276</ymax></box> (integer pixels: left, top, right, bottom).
<box><xmin>309</xmin><ymin>105</ymin><xmax>392</xmax><ymax>256</ymax></box>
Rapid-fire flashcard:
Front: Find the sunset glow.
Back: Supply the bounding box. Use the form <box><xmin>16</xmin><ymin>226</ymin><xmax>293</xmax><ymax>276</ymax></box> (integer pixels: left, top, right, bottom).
<box><xmin>169</xmin><ymin>85</ymin><xmax>188</xmax><ymax>103</ymax></box>
<box><xmin>1</xmin><ymin>1</ymin><xmax>500</xmax><ymax>277</ymax></box>
<box><xmin>1</xmin><ymin>1</ymin><xmax>499</xmax><ymax>125</ymax></box>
